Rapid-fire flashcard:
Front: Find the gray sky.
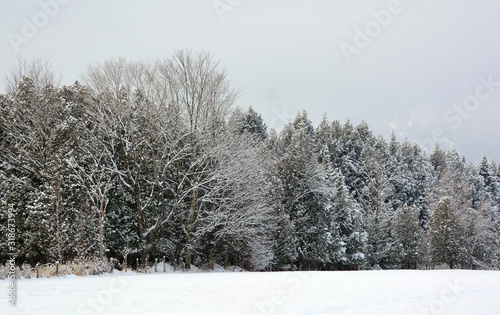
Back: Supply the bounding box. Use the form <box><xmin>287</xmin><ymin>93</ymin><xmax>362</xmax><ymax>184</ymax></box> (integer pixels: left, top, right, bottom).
<box><xmin>1</xmin><ymin>0</ymin><xmax>500</xmax><ymax>163</ymax></box>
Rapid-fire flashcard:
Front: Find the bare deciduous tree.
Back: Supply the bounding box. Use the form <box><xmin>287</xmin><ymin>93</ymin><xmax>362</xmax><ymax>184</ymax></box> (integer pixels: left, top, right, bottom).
<box><xmin>3</xmin><ymin>56</ymin><xmax>60</xmax><ymax>96</ymax></box>
<box><xmin>82</xmin><ymin>51</ymin><xmax>239</xmax><ymax>267</ymax></box>
<box><xmin>153</xmin><ymin>50</ymin><xmax>239</xmax><ymax>268</ymax></box>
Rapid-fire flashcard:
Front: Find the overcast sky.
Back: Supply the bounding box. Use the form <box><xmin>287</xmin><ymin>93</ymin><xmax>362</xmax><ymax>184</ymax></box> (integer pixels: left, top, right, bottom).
<box><xmin>1</xmin><ymin>0</ymin><xmax>499</xmax><ymax>163</ymax></box>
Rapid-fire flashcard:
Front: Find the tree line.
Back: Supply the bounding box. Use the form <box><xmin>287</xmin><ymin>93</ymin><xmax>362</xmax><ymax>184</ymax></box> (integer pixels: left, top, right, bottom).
<box><xmin>1</xmin><ymin>53</ymin><xmax>499</xmax><ymax>271</ymax></box>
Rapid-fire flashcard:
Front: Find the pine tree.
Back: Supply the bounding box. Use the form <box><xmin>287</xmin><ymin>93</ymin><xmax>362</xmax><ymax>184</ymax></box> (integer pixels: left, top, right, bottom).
<box><xmin>358</xmin><ymin>135</ymin><xmax>398</xmax><ymax>267</ymax></box>
<box><xmin>430</xmin><ymin>144</ymin><xmax>447</xmax><ymax>177</ymax></box>
<box><xmin>272</xmin><ymin>111</ymin><xmax>333</xmax><ymax>270</ymax></box>
<box><xmin>428</xmin><ymin>197</ymin><xmax>462</xmax><ymax>268</ymax></box>
<box><xmin>0</xmin><ymin>78</ymin><xmax>83</xmax><ymax>263</ymax></box>
<box><xmin>315</xmin><ymin>114</ymin><xmax>333</xmax><ymax>156</ymax></box>
<box><xmin>391</xmin><ymin>204</ymin><xmax>424</xmax><ymax>269</ymax></box>
<box><xmin>239</xmin><ymin>106</ymin><xmax>268</xmax><ymax>140</ymax></box>
<box><xmin>393</xmin><ymin>140</ymin><xmax>434</xmax><ymax>226</ymax></box>
<box><xmin>330</xmin><ymin>169</ymin><xmax>366</xmax><ymax>269</ymax></box>
<box><xmin>477</xmin><ymin>156</ymin><xmax>498</xmax><ymax>208</ymax></box>
<box><xmin>461</xmin><ymin>204</ymin><xmax>497</xmax><ymax>269</ymax></box>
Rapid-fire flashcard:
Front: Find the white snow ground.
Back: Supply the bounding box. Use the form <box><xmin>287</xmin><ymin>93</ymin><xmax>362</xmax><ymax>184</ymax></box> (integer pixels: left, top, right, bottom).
<box><xmin>1</xmin><ymin>269</ymin><xmax>500</xmax><ymax>314</ymax></box>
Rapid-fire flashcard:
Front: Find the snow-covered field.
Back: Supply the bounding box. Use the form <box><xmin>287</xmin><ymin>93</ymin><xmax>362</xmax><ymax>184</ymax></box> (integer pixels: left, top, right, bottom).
<box><xmin>1</xmin><ymin>269</ymin><xmax>500</xmax><ymax>314</ymax></box>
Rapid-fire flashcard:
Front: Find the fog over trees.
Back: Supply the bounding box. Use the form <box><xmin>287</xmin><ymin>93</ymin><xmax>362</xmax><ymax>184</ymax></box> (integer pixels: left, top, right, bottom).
<box><xmin>1</xmin><ymin>53</ymin><xmax>499</xmax><ymax>271</ymax></box>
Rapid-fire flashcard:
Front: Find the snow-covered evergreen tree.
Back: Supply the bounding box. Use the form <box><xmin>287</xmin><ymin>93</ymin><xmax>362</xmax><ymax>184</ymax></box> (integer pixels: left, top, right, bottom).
<box><xmin>329</xmin><ymin>168</ymin><xmax>366</xmax><ymax>269</ymax></box>
<box><xmin>391</xmin><ymin>204</ymin><xmax>425</xmax><ymax>269</ymax></box>
<box><xmin>2</xmin><ymin>54</ymin><xmax>499</xmax><ymax>271</ymax></box>
<box><xmin>237</xmin><ymin>106</ymin><xmax>268</xmax><ymax>141</ymax></box>
<box><xmin>0</xmin><ymin>78</ymin><xmax>84</xmax><ymax>263</ymax></box>
<box><xmin>428</xmin><ymin>197</ymin><xmax>463</xmax><ymax>268</ymax></box>
<box><xmin>271</xmin><ymin>112</ymin><xmax>336</xmax><ymax>270</ymax></box>
<box><xmin>357</xmin><ymin>135</ymin><xmax>398</xmax><ymax>267</ymax></box>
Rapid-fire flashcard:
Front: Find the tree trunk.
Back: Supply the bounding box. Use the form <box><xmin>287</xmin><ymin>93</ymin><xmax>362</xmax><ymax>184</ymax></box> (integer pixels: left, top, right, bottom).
<box><xmin>185</xmin><ymin>187</ymin><xmax>197</xmax><ymax>270</ymax></box>
<box><xmin>185</xmin><ymin>248</ymin><xmax>191</xmax><ymax>270</ymax></box>
<box><xmin>99</xmin><ymin>199</ymin><xmax>104</xmax><ymax>260</ymax></box>
<box><xmin>209</xmin><ymin>231</ymin><xmax>216</xmax><ymax>270</ymax></box>
<box><xmin>224</xmin><ymin>246</ymin><xmax>230</xmax><ymax>270</ymax></box>
<box><xmin>134</xmin><ymin>183</ymin><xmax>147</xmax><ymax>266</ymax></box>
<box><xmin>54</xmin><ymin>180</ymin><xmax>62</xmax><ymax>261</ymax></box>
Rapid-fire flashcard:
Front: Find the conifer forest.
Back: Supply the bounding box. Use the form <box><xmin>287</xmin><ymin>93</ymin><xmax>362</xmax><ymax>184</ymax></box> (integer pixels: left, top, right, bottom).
<box><xmin>1</xmin><ymin>52</ymin><xmax>499</xmax><ymax>271</ymax></box>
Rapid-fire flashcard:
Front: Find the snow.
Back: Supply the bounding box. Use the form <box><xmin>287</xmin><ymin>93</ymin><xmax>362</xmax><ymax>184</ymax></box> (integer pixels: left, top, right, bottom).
<box><xmin>2</xmin><ymin>269</ymin><xmax>500</xmax><ymax>314</ymax></box>
<box><xmin>351</xmin><ymin>252</ymin><xmax>365</xmax><ymax>260</ymax></box>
